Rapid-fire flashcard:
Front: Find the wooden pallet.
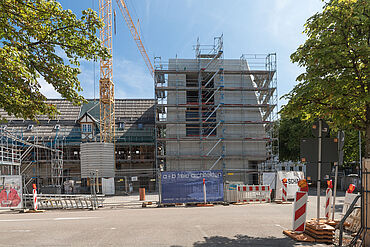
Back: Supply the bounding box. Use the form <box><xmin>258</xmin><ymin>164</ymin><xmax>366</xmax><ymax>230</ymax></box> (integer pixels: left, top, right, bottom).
<box><xmin>196</xmin><ymin>203</ymin><xmax>214</xmax><ymax>207</ymax></box>
<box><xmin>304</xmin><ymin>221</ymin><xmax>335</xmax><ymax>244</ymax></box>
<box><xmin>232</xmin><ymin>202</ymin><xmax>249</xmax><ymax>205</ymax></box>
<box><xmin>275</xmin><ymin>201</ymin><xmax>292</xmax><ymax>204</ymax></box>
<box><xmin>283</xmin><ymin>230</ymin><xmax>315</xmax><ymax>242</ymax></box>
<box><xmin>346</xmin><ymin>208</ymin><xmax>361</xmax><ymax>233</ymax></box>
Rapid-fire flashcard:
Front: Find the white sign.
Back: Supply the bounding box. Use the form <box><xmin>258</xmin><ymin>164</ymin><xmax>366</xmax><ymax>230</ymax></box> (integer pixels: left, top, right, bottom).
<box><xmin>276</xmin><ymin>171</ymin><xmax>305</xmax><ymax>200</ymax></box>
<box><xmin>0</xmin><ymin>175</ymin><xmax>23</xmax><ymax>209</ymax></box>
<box><xmin>102</xmin><ymin>178</ymin><xmax>115</xmax><ymax>195</ymax></box>
<box><xmin>131</xmin><ymin>176</ymin><xmax>138</xmax><ymax>182</ymax></box>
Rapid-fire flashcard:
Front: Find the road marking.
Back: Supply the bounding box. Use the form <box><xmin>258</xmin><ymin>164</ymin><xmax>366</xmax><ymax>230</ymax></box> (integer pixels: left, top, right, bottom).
<box><xmin>54</xmin><ymin>217</ymin><xmax>99</xmax><ymax>221</ymax></box>
<box><xmin>0</xmin><ymin>217</ymin><xmax>100</xmax><ymax>222</ymax></box>
<box><xmin>195</xmin><ymin>225</ymin><xmax>209</xmax><ymax>238</ymax></box>
<box><xmin>275</xmin><ymin>224</ymin><xmax>285</xmax><ymax>230</ymax></box>
<box><xmin>10</xmin><ymin>230</ymin><xmax>31</xmax><ymax>232</ymax></box>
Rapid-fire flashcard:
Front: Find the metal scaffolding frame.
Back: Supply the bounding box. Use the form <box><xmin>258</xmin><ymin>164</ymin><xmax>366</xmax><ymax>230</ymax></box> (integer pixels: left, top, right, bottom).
<box><xmin>154</xmin><ymin>37</ymin><xmax>278</xmax><ymax>181</ymax></box>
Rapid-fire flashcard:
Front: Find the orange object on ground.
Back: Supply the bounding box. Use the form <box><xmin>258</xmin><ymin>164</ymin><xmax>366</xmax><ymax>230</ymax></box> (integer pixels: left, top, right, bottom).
<box><xmin>139</xmin><ymin>188</ymin><xmax>145</xmax><ymax>201</ymax></box>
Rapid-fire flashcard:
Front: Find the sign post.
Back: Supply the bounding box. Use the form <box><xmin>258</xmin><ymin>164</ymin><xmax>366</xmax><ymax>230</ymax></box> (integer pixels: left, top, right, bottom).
<box><xmin>332</xmin><ymin>131</ymin><xmax>344</xmax><ymax>220</ymax></box>
<box><xmin>203</xmin><ymin>178</ymin><xmax>206</xmax><ymax>204</ymax></box>
<box><xmin>317</xmin><ymin>120</ymin><xmax>322</xmax><ymax>224</ymax></box>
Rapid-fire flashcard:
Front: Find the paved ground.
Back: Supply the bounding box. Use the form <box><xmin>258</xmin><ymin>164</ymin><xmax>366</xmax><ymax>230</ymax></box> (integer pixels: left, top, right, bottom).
<box><xmin>0</xmin><ymin>192</ymin><xmax>347</xmax><ymax>247</ymax></box>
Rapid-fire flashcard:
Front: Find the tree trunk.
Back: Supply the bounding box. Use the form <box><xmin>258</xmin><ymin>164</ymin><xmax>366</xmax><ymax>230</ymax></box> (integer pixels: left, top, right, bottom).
<box><xmin>363</xmin><ymin>105</ymin><xmax>370</xmax><ymax>246</ymax></box>
<box><xmin>366</xmin><ymin>105</ymin><xmax>370</xmax><ymax>159</ymax></box>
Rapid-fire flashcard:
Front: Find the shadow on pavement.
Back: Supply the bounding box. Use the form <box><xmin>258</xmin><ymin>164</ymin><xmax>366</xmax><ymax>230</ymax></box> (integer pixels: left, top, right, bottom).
<box><xmin>172</xmin><ymin>234</ymin><xmax>322</xmax><ymax>247</ymax></box>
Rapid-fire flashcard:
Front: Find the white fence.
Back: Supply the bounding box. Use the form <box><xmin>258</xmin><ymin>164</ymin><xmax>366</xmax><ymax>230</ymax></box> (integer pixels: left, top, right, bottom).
<box><xmin>225</xmin><ymin>184</ymin><xmax>271</xmax><ymax>203</ymax></box>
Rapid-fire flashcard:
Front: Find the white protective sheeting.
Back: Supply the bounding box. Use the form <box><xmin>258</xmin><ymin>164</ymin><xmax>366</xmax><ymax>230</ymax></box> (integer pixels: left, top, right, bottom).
<box><xmin>102</xmin><ymin>178</ymin><xmax>115</xmax><ymax>195</ymax></box>
<box><xmin>262</xmin><ymin>172</ymin><xmax>276</xmax><ymax>189</ymax></box>
<box><xmin>80</xmin><ymin>143</ymin><xmax>115</xmax><ymax>178</ymax></box>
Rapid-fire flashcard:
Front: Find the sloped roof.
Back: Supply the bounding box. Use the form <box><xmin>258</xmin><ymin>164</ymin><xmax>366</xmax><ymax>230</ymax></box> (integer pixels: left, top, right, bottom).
<box><xmin>0</xmin><ymin>99</ymin><xmax>156</xmax><ymax>144</ymax></box>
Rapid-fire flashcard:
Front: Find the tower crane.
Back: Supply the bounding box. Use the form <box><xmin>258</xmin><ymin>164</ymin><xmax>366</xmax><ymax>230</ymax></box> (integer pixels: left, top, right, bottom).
<box><xmin>99</xmin><ymin>0</ymin><xmax>114</xmax><ymax>143</ymax></box>
<box><xmin>115</xmin><ymin>0</ymin><xmax>154</xmax><ymax>77</ymax></box>
<box><xmin>99</xmin><ymin>0</ymin><xmax>153</xmax><ymax>143</ymax></box>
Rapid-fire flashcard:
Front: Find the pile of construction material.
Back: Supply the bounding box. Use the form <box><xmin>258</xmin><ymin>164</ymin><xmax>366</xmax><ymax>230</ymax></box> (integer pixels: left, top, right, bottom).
<box><xmin>304</xmin><ymin>220</ymin><xmax>335</xmax><ymax>244</ymax></box>
<box><xmin>283</xmin><ymin>219</ymin><xmax>334</xmax><ymax>244</ymax></box>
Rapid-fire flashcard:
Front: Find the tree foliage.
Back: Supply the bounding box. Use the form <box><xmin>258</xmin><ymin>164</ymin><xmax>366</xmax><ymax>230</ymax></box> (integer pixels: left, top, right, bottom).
<box><xmin>0</xmin><ymin>0</ymin><xmax>109</xmax><ymax>120</ymax></box>
<box><xmin>278</xmin><ymin>115</ymin><xmax>365</xmax><ymax>165</ymax></box>
<box><xmin>278</xmin><ymin>117</ymin><xmax>312</xmax><ymax>162</ymax></box>
<box><xmin>280</xmin><ymin>0</ymin><xmax>369</xmax><ymax>156</ymax></box>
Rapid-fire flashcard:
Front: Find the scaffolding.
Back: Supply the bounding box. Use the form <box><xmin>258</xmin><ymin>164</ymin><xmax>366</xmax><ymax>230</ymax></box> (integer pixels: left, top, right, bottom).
<box><xmin>0</xmin><ymin>99</ymin><xmax>157</xmax><ymax>194</ymax></box>
<box><xmin>0</xmin><ymin>126</ymin><xmax>64</xmax><ymax>193</ymax></box>
<box><xmin>154</xmin><ymin>36</ymin><xmax>278</xmax><ymax>183</ymax></box>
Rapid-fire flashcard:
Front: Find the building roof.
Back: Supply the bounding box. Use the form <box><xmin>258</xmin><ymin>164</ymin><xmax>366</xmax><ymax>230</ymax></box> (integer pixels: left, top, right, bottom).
<box><xmin>0</xmin><ymin>99</ymin><xmax>156</xmax><ymax>145</ymax></box>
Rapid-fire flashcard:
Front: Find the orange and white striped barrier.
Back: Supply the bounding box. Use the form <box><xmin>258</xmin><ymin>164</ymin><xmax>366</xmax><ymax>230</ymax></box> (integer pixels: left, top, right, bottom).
<box><xmin>282</xmin><ymin>178</ymin><xmax>288</xmax><ymax>202</ymax></box>
<box><xmin>236</xmin><ymin>185</ymin><xmax>271</xmax><ymax>203</ymax></box>
<box><xmin>32</xmin><ymin>184</ymin><xmax>38</xmax><ymax>210</ymax></box>
<box><xmin>325</xmin><ymin>180</ymin><xmax>333</xmax><ymax>219</ymax></box>
<box><xmin>292</xmin><ymin>191</ymin><xmax>308</xmax><ymax>233</ymax></box>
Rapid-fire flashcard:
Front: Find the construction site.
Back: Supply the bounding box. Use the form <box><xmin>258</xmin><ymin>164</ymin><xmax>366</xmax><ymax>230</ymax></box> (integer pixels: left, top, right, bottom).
<box><xmin>155</xmin><ymin>36</ymin><xmax>278</xmax><ymax>184</ymax></box>
<box><xmin>0</xmin><ymin>99</ymin><xmax>156</xmax><ymax>194</ymax></box>
<box><xmin>0</xmin><ymin>0</ymin><xmax>368</xmax><ymax>246</ymax></box>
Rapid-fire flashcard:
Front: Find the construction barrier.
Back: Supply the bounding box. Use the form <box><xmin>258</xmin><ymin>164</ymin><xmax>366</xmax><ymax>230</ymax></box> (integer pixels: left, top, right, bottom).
<box><xmin>276</xmin><ymin>171</ymin><xmax>305</xmax><ymax>200</ymax></box>
<box><xmin>282</xmin><ymin>179</ymin><xmax>287</xmax><ymax>202</ymax></box>
<box><xmin>224</xmin><ymin>184</ymin><xmax>238</xmax><ymax>202</ymax></box>
<box><xmin>236</xmin><ymin>185</ymin><xmax>271</xmax><ymax>203</ymax></box>
<box><xmin>325</xmin><ymin>180</ymin><xmax>333</xmax><ymax>219</ymax></box>
<box><xmin>292</xmin><ymin>191</ymin><xmax>308</xmax><ymax>233</ymax></box>
<box><xmin>23</xmin><ymin>194</ymin><xmax>104</xmax><ymax>210</ymax></box>
<box><xmin>32</xmin><ymin>184</ymin><xmax>38</xmax><ymax>210</ymax></box>
<box><xmin>342</xmin><ymin>191</ymin><xmax>361</xmax><ymax>216</ymax></box>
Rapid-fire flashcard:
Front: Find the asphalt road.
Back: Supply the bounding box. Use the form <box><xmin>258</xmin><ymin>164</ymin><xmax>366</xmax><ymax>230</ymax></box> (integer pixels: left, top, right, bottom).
<box><xmin>0</xmin><ymin>194</ymin><xmax>345</xmax><ymax>247</ymax></box>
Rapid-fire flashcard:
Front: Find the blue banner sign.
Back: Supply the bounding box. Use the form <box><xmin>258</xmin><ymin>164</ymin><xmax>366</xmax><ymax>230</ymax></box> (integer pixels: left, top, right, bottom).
<box><xmin>161</xmin><ymin>170</ymin><xmax>223</xmax><ymax>204</ymax></box>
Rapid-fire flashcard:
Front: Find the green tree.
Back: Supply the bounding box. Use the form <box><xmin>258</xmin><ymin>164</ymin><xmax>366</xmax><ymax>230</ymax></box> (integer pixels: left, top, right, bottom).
<box><xmin>281</xmin><ymin>0</ymin><xmax>370</xmax><ymax>157</ymax></box>
<box><xmin>278</xmin><ymin>117</ymin><xmax>312</xmax><ymax>162</ymax></box>
<box><xmin>278</xmin><ymin>115</ymin><xmax>365</xmax><ymax>165</ymax></box>
<box><xmin>0</xmin><ymin>0</ymin><xmax>109</xmax><ymax>120</ymax></box>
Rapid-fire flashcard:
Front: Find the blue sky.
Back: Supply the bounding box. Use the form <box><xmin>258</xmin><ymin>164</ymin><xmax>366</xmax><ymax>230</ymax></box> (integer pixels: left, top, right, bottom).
<box><xmin>41</xmin><ymin>0</ymin><xmax>325</xmax><ymax>108</ymax></box>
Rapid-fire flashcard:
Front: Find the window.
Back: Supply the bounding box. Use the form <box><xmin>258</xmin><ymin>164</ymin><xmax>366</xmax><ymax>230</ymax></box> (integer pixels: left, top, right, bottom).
<box><xmin>299</xmin><ymin>166</ymin><xmax>303</xmax><ymax>171</ymax></box>
<box><xmin>119</xmin><ymin>122</ymin><xmax>125</xmax><ymax>129</ymax></box>
<box><xmin>290</xmin><ymin>166</ymin><xmax>294</xmax><ymax>171</ymax></box>
<box><xmin>81</xmin><ymin>123</ymin><xmax>92</xmax><ymax>133</ymax></box>
<box><xmin>281</xmin><ymin>166</ymin><xmax>286</xmax><ymax>171</ymax></box>
<box><xmin>138</xmin><ymin>123</ymin><xmax>143</xmax><ymax>129</ymax></box>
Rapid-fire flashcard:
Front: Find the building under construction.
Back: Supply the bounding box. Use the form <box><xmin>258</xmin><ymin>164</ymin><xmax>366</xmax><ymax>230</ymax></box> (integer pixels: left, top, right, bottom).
<box><xmin>0</xmin><ymin>99</ymin><xmax>156</xmax><ymax>194</ymax></box>
<box><xmin>154</xmin><ymin>36</ymin><xmax>278</xmax><ymax>184</ymax></box>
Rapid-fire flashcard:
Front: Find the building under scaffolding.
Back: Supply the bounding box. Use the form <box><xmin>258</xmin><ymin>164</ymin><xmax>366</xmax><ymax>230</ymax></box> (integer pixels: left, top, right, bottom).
<box><xmin>0</xmin><ymin>99</ymin><xmax>156</xmax><ymax>194</ymax></box>
<box><xmin>154</xmin><ymin>36</ymin><xmax>278</xmax><ymax>184</ymax></box>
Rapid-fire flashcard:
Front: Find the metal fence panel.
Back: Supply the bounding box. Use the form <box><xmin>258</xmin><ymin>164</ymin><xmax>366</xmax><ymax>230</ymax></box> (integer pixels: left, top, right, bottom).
<box><xmin>161</xmin><ymin>170</ymin><xmax>223</xmax><ymax>204</ymax></box>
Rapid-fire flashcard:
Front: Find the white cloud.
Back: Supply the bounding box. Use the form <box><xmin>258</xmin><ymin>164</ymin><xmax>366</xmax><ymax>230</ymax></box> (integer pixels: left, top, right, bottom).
<box><xmin>114</xmin><ymin>58</ymin><xmax>153</xmax><ymax>99</ymax></box>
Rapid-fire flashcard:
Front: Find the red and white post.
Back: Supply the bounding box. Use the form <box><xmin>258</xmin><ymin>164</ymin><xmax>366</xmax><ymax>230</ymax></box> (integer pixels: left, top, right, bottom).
<box><xmin>325</xmin><ymin>180</ymin><xmax>333</xmax><ymax>219</ymax></box>
<box><xmin>293</xmin><ymin>179</ymin><xmax>309</xmax><ymax>233</ymax></box>
<box><xmin>293</xmin><ymin>191</ymin><xmax>308</xmax><ymax>233</ymax></box>
<box><xmin>203</xmin><ymin>178</ymin><xmax>206</xmax><ymax>204</ymax></box>
<box><xmin>282</xmin><ymin>178</ymin><xmax>288</xmax><ymax>202</ymax></box>
<box><xmin>32</xmin><ymin>184</ymin><xmax>38</xmax><ymax>210</ymax></box>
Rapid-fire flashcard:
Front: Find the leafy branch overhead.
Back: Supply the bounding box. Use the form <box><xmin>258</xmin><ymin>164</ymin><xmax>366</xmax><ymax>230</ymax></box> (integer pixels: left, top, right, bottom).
<box><xmin>281</xmin><ymin>0</ymin><xmax>369</xmax><ymax>132</ymax></box>
<box><xmin>0</xmin><ymin>0</ymin><xmax>110</xmax><ymax>120</ymax></box>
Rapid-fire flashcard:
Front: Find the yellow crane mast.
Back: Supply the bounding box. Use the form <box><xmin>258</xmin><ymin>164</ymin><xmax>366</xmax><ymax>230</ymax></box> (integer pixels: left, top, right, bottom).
<box><xmin>99</xmin><ymin>0</ymin><xmax>115</xmax><ymax>143</ymax></box>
